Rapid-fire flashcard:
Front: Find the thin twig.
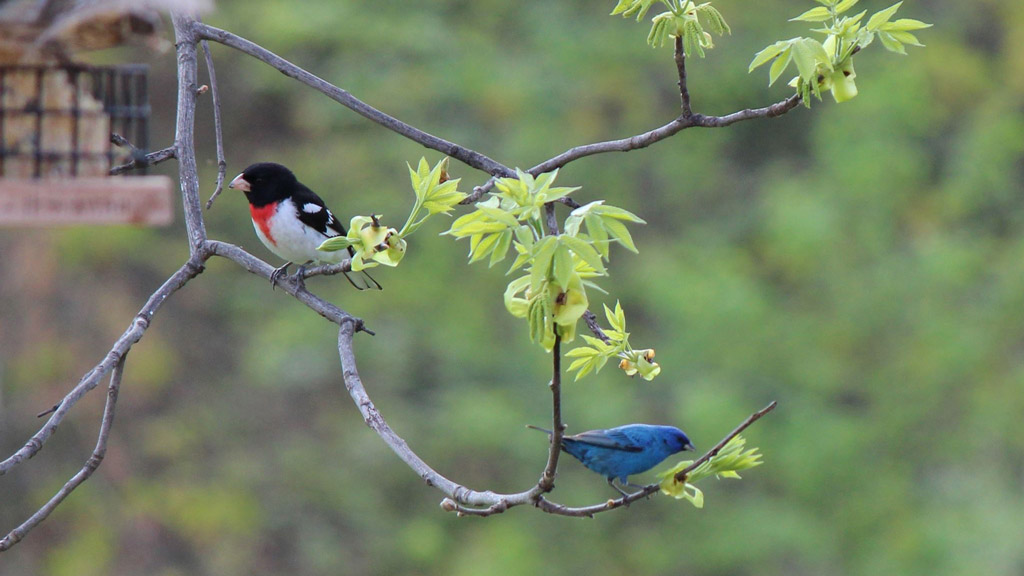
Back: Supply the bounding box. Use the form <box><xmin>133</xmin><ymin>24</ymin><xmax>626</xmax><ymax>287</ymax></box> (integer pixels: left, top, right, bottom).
<box><xmin>201</xmin><ymin>39</ymin><xmax>228</xmax><ymax>210</ymax></box>
<box><xmin>0</xmin><ymin>355</ymin><xmax>127</xmax><ymax>551</ymax></box>
<box><xmin>675</xmin><ymin>36</ymin><xmax>692</xmax><ymax>117</ymax></box>
<box><xmin>534</xmin><ymin>336</ymin><xmax>564</xmax><ymax>495</ymax></box>
<box><xmin>338</xmin><ymin>320</ymin><xmax>506</xmax><ymax>507</ymax></box>
<box><xmin>583</xmin><ymin>310</ymin><xmax>613</xmax><ymax>344</ymax></box>
<box><xmin>673</xmin><ymin>400</ymin><xmax>778</xmax><ymax>482</ymax></box>
<box><xmin>0</xmin><ymin>258</ymin><xmax>205</xmax><ymax>478</ymax></box>
<box><xmin>196</xmin><ymin>23</ymin><xmax>514</xmax><ymax>179</ymax></box>
<box><xmin>109</xmin><ymin>138</ymin><xmax>176</xmax><ymax>175</ymax></box>
<box><xmin>544</xmin><ymin>203</ymin><xmax>559</xmax><ymax>236</ymax></box>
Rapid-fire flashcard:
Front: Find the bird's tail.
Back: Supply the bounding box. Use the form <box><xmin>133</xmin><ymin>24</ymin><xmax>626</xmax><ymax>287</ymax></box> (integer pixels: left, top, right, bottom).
<box><xmin>344</xmin><ymin>246</ymin><xmax>382</xmax><ymax>290</ymax></box>
<box><xmin>343</xmin><ymin>270</ymin><xmax>382</xmax><ymax>291</ymax></box>
<box><xmin>525</xmin><ymin>425</ymin><xmax>553</xmax><ymax>435</ymax></box>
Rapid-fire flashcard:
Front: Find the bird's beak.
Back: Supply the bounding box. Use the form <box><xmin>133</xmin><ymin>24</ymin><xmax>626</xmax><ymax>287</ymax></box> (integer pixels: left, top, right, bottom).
<box><xmin>229</xmin><ymin>173</ymin><xmax>250</xmax><ymax>192</ymax></box>
<box><xmin>685</xmin><ymin>442</ymin><xmax>696</xmax><ymax>452</ymax></box>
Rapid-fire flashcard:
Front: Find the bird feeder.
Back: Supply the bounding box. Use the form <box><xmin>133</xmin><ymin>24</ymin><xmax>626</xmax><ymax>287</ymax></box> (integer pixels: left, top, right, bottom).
<box><xmin>0</xmin><ymin>62</ymin><xmax>172</xmax><ymax>226</ymax></box>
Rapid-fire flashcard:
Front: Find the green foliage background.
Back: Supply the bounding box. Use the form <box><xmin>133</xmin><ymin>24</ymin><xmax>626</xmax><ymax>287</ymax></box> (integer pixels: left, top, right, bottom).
<box><xmin>2</xmin><ymin>0</ymin><xmax>1023</xmax><ymax>574</ymax></box>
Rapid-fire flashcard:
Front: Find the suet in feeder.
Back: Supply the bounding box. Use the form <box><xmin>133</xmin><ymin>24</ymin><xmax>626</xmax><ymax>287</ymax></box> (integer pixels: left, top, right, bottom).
<box><xmin>0</xmin><ymin>63</ymin><xmax>172</xmax><ymax>226</ymax></box>
<box><xmin>0</xmin><ymin>0</ymin><xmax>178</xmax><ymax>227</ymax></box>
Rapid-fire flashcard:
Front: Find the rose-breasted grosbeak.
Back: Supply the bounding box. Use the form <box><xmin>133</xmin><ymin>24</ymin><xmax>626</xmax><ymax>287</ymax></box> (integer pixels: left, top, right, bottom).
<box><xmin>229</xmin><ymin>162</ymin><xmax>380</xmax><ymax>290</ymax></box>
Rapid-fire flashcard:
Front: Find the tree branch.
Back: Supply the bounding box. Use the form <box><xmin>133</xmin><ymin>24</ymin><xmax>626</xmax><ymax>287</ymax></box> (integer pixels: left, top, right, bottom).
<box><xmin>108</xmin><ymin>136</ymin><xmax>176</xmax><ymax>175</ymax></box>
<box><xmin>673</xmin><ymin>400</ymin><xmax>778</xmax><ymax>483</ymax></box>
<box><xmin>196</xmin><ymin>23</ymin><xmax>514</xmax><ymax>179</ymax></box>
<box><xmin>0</xmin><ymin>354</ymin><xmax>127</xmax><ymax>551</ymax></box>
<box><xmin>201</xmin><ymin>38</ymin><xmax>228</xmax><ymax>210</ymax></box>
<box><xmin>0</xmin><ymin>257</ymin><xmax>205</xmax><ymax>478</ymax></box>
<box><xmin>675</xmin><ymin>36</ymin><xmax>692</xmax><ymax>118</ymax></box>
<box><xmin>172</xmin><ymin>13</ymin><xmax>209</xmax><ymax>254</ymax></box>
<box><xmin>534</xmin><ymin>336</ymin><xmax>564</xmax><ymax>495</ymax></box>
<box><xmin>338</xmin><ymin>320</ymin><xmax>505</xmax><ymax>507</ymax></box>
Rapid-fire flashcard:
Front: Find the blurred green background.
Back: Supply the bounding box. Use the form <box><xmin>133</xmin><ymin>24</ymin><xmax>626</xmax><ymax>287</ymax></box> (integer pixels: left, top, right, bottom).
<box><xmin>3</xmin><ymin>0</ymin><xmax>1024</xmax><ymax>574</ymax></box>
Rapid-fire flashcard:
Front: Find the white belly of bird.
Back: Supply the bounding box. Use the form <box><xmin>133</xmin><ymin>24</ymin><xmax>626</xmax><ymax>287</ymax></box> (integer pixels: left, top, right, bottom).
<box><xmin>253</xmin><ymin>199</ymin><xmax>345</xmax><ymax>265</ymax></box>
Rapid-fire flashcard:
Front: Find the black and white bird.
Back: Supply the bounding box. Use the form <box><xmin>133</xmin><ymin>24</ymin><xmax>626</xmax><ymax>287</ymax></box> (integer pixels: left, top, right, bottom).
<box><xmin>229</xmin><ymin>162</ymin><xmax>380</xmax><ymax>290</ymax></box>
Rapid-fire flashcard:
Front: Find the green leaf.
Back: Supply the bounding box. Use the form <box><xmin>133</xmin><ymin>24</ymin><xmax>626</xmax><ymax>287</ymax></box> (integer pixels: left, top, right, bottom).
<box><xmin>551</xmin><ymin>244</ymin><xmax>575</xmax><ymax>289</ymax></box>
<box><xmin>565</xmin><ymin>346</ymin><xmax>599</xmax><ymax>358</ymax></box>
<box><xmin>834</xmin><ymin>0</ymin><xmax>859</xmax><ymax>14</ymax></box>
<box><xmin>602</xmin><ymin>217</ymin><xmax>639</xmax><ymax>253</ymax></box>
<box><xmin>584</xmin><ymin>213</ymin><xmax>610</xmax><ymax>258</ymax></box>
<box><xmin>504</xmin><ymin>275</ymin><xmax>531</xmax><ymax>318</ymax></box>
<box><xmin>749</xmin><ymin>41</ymin><xmax>787</xmax><ymax>72</ymax></box>
<box><xmin>530</xmin><ymin>236</ymin><xmax>559</xmax><ymax>292</ymax></box>
<box><xmin>696</xmin><ymin>3</ymin><xmax>731</xmax><ymax>35</ymax></box>
<box><xmin>318</xmin><ymin>236</ymin><xmax>354</xmax><ymax>252</ymax></box>
<box><xmin>877</xmin><ymin>31</ymin><xmax>906</xmax><ymax>53</ymax></box>
<box><xmin>489</xmin><ymin>229</ymin><xmax>513</xmax><ymax>268</ymax></box>
<box><xmin>866</xmin><ymin>1</ymin><xmax>902</xmax><ymax>31</ymax></box>
<box><xmin>790</xmin><ymin>6</ymin><xmax>832</xmax><ymax>22</ymax></box>
<box><xmin>683</xmin><ymin>18</ymin><xmax>705</xmax><ymax>58</ymax></box>
<box><xmin>469</xmin><ymin>232</ymin><xmax>501</xmax><ymax>263</ymax></box>
<box><xmin>611</xmin><ymin>301</ymin><xmax>627</xmax><ymax>333</ymax></box>
<box><xmin>560</xmin><ymin>235</ymin><xmax>607</xmax><ymax>276</ymax></box>
<box><xmin>768</xmin><ymin>47</ymin><xmax>793</xmax><ymax>86</ymax></box>
<box><xmin>594</xmin><ymin>204</ymin><xmax>646</xmax><ymax>223</ymax></box>
<box><xmin>475</xmin><ymin>205</ymin><xmax>520</xmax><ymax>228</ymax></box>
<box><xmin>882</xmin><ymin>18</ymin><xmax>932</xmax><ymax>31</ymax></box>
<box><xmin>886</xmin><ymin>30</ymin><xmax>923</xmax><ymax>46</ymax></box>
<box><xmin>612</xmin><ymin>0</ymin><xmax>659</xmax><ymax>21</ymax></box>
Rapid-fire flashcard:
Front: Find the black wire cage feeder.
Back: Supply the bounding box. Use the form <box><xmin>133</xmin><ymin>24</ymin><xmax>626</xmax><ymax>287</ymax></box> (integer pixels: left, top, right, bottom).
<box><xmin>0</xmin><ymin>62</ymin><xmax>172</xmax><ymax>226</ymax></box>
<box><xmin>0</xmin><ymin>63</ymin><xmax>148</xmax><ymax>177</ymax></box>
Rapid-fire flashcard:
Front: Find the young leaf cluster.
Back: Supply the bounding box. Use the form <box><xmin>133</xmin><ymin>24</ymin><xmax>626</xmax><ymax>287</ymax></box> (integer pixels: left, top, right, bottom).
<box><xmin>319</xmin><ymin>157</ymin><xmax>465</xmax><ymax>270</ymax></box>
<box><xmin>565</xmin><ymin>302</ymin><xmax>661</xmax><ymax>382</ymax></box>
<box><xmin>658</xmin><ymin>435</ymin><xmax>763</xmax><ymax>508</ymax></box>
<box><xmin>446</xmin><ymin>170</ymin><xmax>646</xmax><ymax>353</ymax></box>
<box><xmin>611</xmin><ymin>0</ymin><xmax>730</xmax><ymax>54</ymax></box>
<box><xmin>749</xmin><ymin>0</ymin><xmax>931</xmax><ymax>106</ymax></box>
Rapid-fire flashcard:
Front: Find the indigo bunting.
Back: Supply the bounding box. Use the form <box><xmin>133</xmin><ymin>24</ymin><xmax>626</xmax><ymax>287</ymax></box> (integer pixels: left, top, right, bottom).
<box><xmin>528</xmin><ymin>424</ymin><xmax>695</xmax><ymax>495</ymax></box>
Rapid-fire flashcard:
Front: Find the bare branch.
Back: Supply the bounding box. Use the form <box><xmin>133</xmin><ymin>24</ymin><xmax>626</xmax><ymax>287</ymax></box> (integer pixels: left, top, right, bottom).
<box><xmin>583</xmin><ymin>310</ymin><xmax>613</xmax><ymax>344</ymax></box>
<box><xmin>109</xmin><ymin>134</ymin><xmax>176</xmax><ymax>175</ymax></box>
<box><xmin>673</xmin><ymin>400</ymin><xmax>778</xmax><ymax>482</ymax></box>
<box><xmin>206</xmin><ymin>240</ymin><xmax>371</xmax><ymax>330</ymax></box>
<box><xmin>534</xmin><ymin>336</ymin><xmax>564</xmax><ymax>495</ymax></box>
<box><xmin>201</xmin><ymin>39</ymin><xmax>228</xmax><ymax>210</ymax></box>
<box><xmin>195</xmin><ymin>23</ymin><xmax>514</xmax><ymax>179</ymax></box>
<box><xmin>688</xmin><ymin>95</ymin><xmax>802</xmax><ymax>127</ymax></box>
<box><xmin>0</xmin><ymin>258</ymin><xmax>205</xmax><ymax>478</ymax></box>
<box><xmin>338</xmin><ymin>320</ymin><xmax>506</xmax><ymax>507</ymax></box>
<box><xmin>675</xmin><ymin>36</ymin><xmax>692</xmax><ymax>118</ymax></box>
<box><xmin>0</xmin><ymin>355</ymin><xmax>127</xmax><ymax>551</ymax></box>
<box><xmin>172</xmin><ymin>14</ymin><xmax>209</xmax><ymax>254</ymax></box>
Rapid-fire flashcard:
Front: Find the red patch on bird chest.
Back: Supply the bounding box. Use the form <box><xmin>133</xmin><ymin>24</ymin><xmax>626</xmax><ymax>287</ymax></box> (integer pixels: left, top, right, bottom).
<box><xmin>249</xmin><ymin>203</ymin><xmax>278</xmax><ymax>245</ymax></box>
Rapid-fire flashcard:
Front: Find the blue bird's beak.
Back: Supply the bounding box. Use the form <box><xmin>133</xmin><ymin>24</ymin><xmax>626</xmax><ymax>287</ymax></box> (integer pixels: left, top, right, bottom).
<box><xmin>685</xmin><ymin>442</ymin><xmax>696</xmax><ymax>452</ymax></box>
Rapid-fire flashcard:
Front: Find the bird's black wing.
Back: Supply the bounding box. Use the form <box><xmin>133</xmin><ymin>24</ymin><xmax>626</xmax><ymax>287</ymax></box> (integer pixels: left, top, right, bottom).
<box><xmin>567</xmin><ymin>429</ymin><xmax>644</xmax><ymax>452</ymax></box>
<box><xmin>289</xmin><ymin>183</ymin><xmax>343</xmax><ymax>237</ymax></box>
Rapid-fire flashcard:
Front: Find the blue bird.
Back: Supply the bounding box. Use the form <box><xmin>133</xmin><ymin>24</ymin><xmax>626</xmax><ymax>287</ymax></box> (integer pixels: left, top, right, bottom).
<box><xmin>528</xmin><ymin>424</ymin><xmax>696</xmax><ymax>496</ymax></box>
